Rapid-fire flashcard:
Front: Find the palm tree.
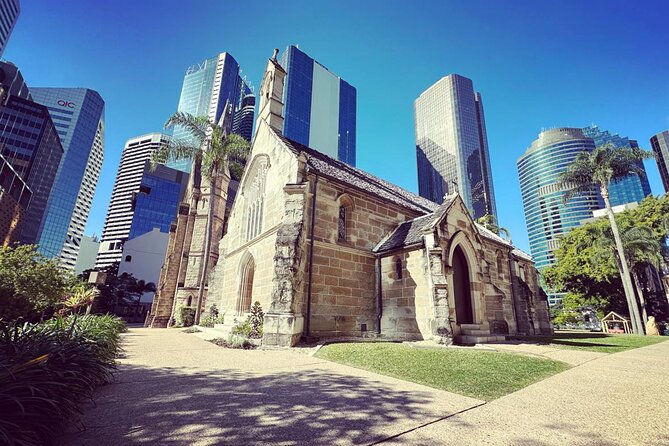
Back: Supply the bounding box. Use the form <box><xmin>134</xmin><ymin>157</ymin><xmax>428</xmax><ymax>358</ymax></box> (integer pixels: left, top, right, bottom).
<box><xmin>153</xmin><ymin>108</ymin><xmax>251</xmax><ymax>325</ymax></box>
<box><xmin>594</xmin><ymin>225</ymin><xmax>663</xmax><ymax>326</ymax></box>
<box><xmin>559</xmin><ymin>142</ymin><xmax>654</xmax><ymax>334</ymax></box>
<box><xmin>476</xmin><ymin>214</ymin><xmax>511</xmax><ymax>241</ymax></box>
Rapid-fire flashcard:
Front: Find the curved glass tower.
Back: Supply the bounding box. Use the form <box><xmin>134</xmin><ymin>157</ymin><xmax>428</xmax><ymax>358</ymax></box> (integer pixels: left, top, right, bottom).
<box><xmin>517</xmin><ymin>128</ymin><xmax>602</xmax><ymax>271</ymax></box>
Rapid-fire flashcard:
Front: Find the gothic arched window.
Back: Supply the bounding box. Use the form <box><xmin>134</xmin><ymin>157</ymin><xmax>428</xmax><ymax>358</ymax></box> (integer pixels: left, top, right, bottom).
<box><xmin>497</xmin><ymin>251</ymin><xmax>505</xmax><ymax>279</ymax></box>
<box><xmin>238</xmin><ymin>254</ymin><xmax>255</xmax><ymax>315</ymax></box>
<box><xmin>243</xmin><ymin>156</ymin><xmax>269</xmax><ymax>242</ymax></box>
<box><xmin>337</xmin><ymin>194</ymin><xmax>354</xmax><ymax>243</ymax></box>
<box><xmin>395</xmin><ymin>257</ymin><xmax>403</xmax><ymax>280</ymax></box>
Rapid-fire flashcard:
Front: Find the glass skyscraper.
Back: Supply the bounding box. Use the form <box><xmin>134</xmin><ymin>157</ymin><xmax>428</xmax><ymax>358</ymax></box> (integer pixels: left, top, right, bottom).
<box><xmin>169</xmin><ymin>52</ymin><xmax>252</xmax><ymax>172</ymax></box>
<box><xmin>280</xmin><ymin>45</ymin><xmax>356</xmax><ymax>166</ymax></box>
<box><xmin>0</xmin><ymin>0</ymin><xmax>19</xmax><ymax>57</ymax></box>
<box><xmin>414</xmin><ymin>74</ymin><xmax>496</xmax><ymax>220</ymax></box>
<box><xmin>650</xmin><ymin>130</ymin><xmax>669</xmax><ymax>193</ymax></box>
<box><xmin>30</xmin><ymin>88</ymin><xmax>105</xmax><ymax>270</ymax></box>
<box><xmin>582</xmin><ymin>125</ymin><xmax>651</xmax><ymax>206</ymax></box>
<box><xmin>97</xmin><ymin>133</ymin><xmax>187</xmax><ymax>268</ymax></box>
<box><xmin>0</xmin><ymin>63</ymin><xmax>63</xmax><ymax>246</ymax></box>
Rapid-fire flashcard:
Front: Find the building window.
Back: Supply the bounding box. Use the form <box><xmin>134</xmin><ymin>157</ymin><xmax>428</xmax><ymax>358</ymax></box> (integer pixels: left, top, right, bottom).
<box><xmin>186</xmin><ymin>295</ymin><xmax>193</xmax><ymax>307</ymax></box>
<box><xmin>338</xmin><ymin>206</ymin><xmax>347</xmax><ymax>241</ymax></box>
<box><xmin>238</xmin><ymin>254</ymin><xmax>255</xmax><ymax>315</ymax></box>
<box><xmin>395</xmin><ymin>257</ymin><xmax>403</xmax><ymax>280</ymax></box>
<box><xmin>243</xmin><ymin>156</ymin><xmax>269</xmax><ymax>242</ymax></box>
<box><xmin>496</xmin><ymin>251</ymin><xmax>505</xmax><ymax>278</ymax></box>
<box><xmin>125</xmin><ymin>255</ymin><xmax>132</xmax><ymax>262</ymax></box>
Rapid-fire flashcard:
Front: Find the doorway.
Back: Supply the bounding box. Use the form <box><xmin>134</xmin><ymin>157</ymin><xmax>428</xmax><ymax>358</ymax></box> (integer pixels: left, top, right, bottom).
<box><xmin>452</xmin><ymin>245</ymin><xmax>473</xmax><ymax>325</ymax></box>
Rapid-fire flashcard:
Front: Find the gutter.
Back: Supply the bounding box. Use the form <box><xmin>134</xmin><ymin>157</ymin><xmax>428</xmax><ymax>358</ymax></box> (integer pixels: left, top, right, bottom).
<box><xmin>375</xmin><ymin>254</ymin><xmax>383</xmax><ymax>334</ymax></box>
<box><xmin>305</xmin><ymin>171</ymin><xmax>319</xmax><ymax>337</ymax></box>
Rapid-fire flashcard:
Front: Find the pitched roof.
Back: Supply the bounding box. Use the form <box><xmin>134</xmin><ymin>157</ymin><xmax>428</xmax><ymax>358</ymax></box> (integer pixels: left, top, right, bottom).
<box><xmin>273</xmin><ymin>131</ymin><xmax>438</xmax><ymax>214</ymax></box>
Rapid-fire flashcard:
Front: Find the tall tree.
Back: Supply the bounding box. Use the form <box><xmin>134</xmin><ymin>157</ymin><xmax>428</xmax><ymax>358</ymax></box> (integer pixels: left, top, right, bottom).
<box><xmin>154</xmin><ymin>109</ymin><xmax>251</xmax><ymax>324</ymax></box>
<box><xmin>558</xmin><ymin>142</ymin><xmax>654</xmax><ymax>333</ymax></box>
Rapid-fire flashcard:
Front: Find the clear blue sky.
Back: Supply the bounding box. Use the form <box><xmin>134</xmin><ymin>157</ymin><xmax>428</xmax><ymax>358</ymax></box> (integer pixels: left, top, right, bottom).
<box><xmin>6</xmin><ymin>0</ymin><xmax>669</xmax><ymax>252</ymax></box>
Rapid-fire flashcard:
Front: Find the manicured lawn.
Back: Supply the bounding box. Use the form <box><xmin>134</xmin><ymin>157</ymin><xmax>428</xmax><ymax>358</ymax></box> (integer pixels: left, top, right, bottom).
<box><xmin>510</xmin><ymin>332</ymin><xmax>667</xmax><ymax>353</ymax></box>
<box><xmin>315</xmin><ymin>342</ymin><xmax>569</xmax><ymax>401</ymax></box>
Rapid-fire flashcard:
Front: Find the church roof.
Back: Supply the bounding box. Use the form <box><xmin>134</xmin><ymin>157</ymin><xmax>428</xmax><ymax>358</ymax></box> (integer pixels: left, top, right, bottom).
<box><xmin>274</xmin><ymin>131</ymin><xmax>439</xmax><ymax>214</ymax></box>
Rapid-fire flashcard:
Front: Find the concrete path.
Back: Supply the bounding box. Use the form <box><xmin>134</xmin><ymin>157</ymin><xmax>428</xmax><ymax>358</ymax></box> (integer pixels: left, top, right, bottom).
<box><xmin>60</xmin><ymin>329</ymin><xmax>669</xmax><ymax>446</ymax></box>
<box><xmin>484</xmin><ymin>341</ymin><xmax>607</xmax><ymax>366</ymax></box>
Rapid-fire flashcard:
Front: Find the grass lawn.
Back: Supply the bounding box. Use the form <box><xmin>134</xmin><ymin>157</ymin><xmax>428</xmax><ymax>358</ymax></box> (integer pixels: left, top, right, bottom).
<box><xmin>315</xmin><ymin>342</ymin><xmax>569</xmax><ymax>401</ymax></box>
<box><xmin>509</xmin><ymin>332</ymin><xmax>667</xmax><ymax>353</ymax></box>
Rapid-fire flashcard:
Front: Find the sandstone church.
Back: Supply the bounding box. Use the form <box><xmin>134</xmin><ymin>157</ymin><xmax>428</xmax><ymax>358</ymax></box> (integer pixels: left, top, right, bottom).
<box><xmin>147</xmin><ymin>50</ymin><xmax>552</xmax><ymax>346</ymax></box>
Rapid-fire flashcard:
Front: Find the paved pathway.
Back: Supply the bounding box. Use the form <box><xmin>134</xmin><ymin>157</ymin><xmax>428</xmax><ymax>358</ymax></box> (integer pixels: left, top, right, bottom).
<box><xmin>61</xmin><ymin>328</ymin><xmax>669</xmax><ymax>445</ymax></box>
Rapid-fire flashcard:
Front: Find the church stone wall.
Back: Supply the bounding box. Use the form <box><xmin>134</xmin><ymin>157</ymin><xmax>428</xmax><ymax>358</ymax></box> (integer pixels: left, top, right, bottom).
<box><xmin>306</xmin><ymin>177</ymin><xmax>424</xmax><ymax>338</ymax></box>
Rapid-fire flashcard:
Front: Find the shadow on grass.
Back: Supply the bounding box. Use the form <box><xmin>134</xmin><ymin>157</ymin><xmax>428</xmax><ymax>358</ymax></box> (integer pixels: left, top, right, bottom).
<box><xmin>59</xmin><ymin>364</ymin><xmax>439</xmax><ymax>445</ymax></box>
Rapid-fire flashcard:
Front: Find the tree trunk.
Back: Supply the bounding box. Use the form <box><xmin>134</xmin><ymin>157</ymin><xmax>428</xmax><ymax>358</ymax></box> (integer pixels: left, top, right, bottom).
<box><xmin>195</xmin><ymin>164</ymin><xmax>217</xmax><ymax>325</ymax></box>
<box><xmin>601</xmin><ymin>186</ymin><xmax>644</xmax><ymax>334</ymax></box>
<box><xmin>632</xmin><ymin>271</ymin><xmax>648</xmax><ymax>331</ymax></box>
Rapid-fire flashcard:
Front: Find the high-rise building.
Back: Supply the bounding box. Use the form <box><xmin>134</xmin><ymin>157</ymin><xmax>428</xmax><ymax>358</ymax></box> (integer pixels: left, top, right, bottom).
<box><xmin>30</xmin><ymin>88</ymin><xmax>105</xmax><ymax>269</ymax></box>
<box><xmin>232</xmin><ymin>86</ymin><xmax>255</xmax><ymax>142</ymax></box>
<box><xmin>0</xmin><ymin>150</ymin><xmax>31</xmax><ymax>246</ymax></box>
<box><xmin>0</xmin><ymin>0</ymin><xmax>20</xmax><ymax>57</ymax></box>
<box><xmin>96</xmin><ymin>133</ymin><xmax>188</xmax><ymax>268</ymax></box>
<box><xmin>96</xmin><ymin>134</ymin><xmax>169</xmax><ymax>267</ymax></box>
<box><xmin>0</xmin><ymin>62</ymin><xmax>63</xmax><ymax>245</ymax></box>
<box><xmin>414</xmin><ymin>74</ymin><xmax>496</xmax><ymax>220</ymax></box>
<box><xmin>582</xmin><ymin>125</ymin><xmax>651</xmax><ymax>205</ymax></box>
<box><xmin>518</xmin><ymin>128</ymin><xmax>601</xmax><ymax>273</ymax></box>
<box><xmin>169</xmin><ymin>52</ymin><xmax>250</xmax><ymax>172</ymax></box>
<box><xmin>73</xmin><ymin>234</ymin><xmax>99</xmax><ymax>276</ymax></box>
<box><xmin>280</xmin><ymin>45</ymin><xmax>356</xmax><ymax>166</ymax></box>
<box><xmin>650</xmin><ymin>130</ymin><xmax>669</xmax><ymax>193</ymax></box>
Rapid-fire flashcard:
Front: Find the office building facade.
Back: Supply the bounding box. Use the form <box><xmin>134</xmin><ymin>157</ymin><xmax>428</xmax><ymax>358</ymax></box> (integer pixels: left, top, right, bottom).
<box><xmin>650</xmin><ymin>130</ymin><xmax>669</xmax><ymax>193</ymax></box>
<box><xmin>0</xmin><ymin>150</ymin><xmax>30</xmax><ymax>246</ymax></box>
<box><xmin>0</xmin><ymin>0</ymin><xmax>19</xmax><ymax>57</ymax></box>
<box><xmin>415</xmin><ymin>74</ymin><xmax>496</xmax><ymax>220</ymax></box>
<box><xmin>232</xmin><ymin>87</ymin><xmax>255</xmax><ymax>142</ymax></box>
<box><xmin>96</xmin><ymin>134</ymin><xmax>169</xmax><ymax>267</ymax></box>
<box><xmin>280</xmin><ymin>45</ymin><xmax>356</xmax><ymax>165</ymax></box>
<box><xmin>0</xmin><ymin>65</ymin><xmax>63</xmax><ymax>246</ymax></box>
<box><xmin>169</xmin><ymin>52</ymin><xmax>251</xmax><ymax>172</ymax></box>
<box><xmin>582</xmin><ymin>125</ymin><xmax>651</xmax><ymax>205</ymax></box>
<box><xmin>30</xmin><ymin>88</ymin><xmax>105</xmax><ymax>269</ymax></box>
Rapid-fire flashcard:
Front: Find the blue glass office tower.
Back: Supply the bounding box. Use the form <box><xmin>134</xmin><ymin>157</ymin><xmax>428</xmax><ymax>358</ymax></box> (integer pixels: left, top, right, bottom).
<box><xmin>414</xmin><ymin>74</ymin><xmax>497</xmax><ymax>220</ymax></box>
<box><xmin>30</xmin><ymin>88</ymin><xmax>105</xmax><ymax>270</ymax></box>
<box><xmin>650</xmin><ymin>130</ymin><xmax>669</xmax><ymax>193</ymax></box>
<box><xmin>582</xmin><ymin>125</ymin><xmax>651</xmax><ymax>206</ymax></box>
<box><xmin>518</xmin><ymin>128</ymin><xmax>601</xmax><ymax>272</ymax></box>
<box><xmin>280</xmin><ymin>45</ymin><xmax>356</xmax><ymax>166</ymax></box>
<box><xmin>169</xmin><ymin>52</ymin><xmax>250</xmax><ymax>172</ymax></box>
<box><xmin>0</xmin><ymin>62</ymin><xmax>63</xmax><ymax>246</ymax></box>
<box><xmin>0</xmin><ymin>0</ymin><xmax>19</xmax><ymax>57</ymax></box>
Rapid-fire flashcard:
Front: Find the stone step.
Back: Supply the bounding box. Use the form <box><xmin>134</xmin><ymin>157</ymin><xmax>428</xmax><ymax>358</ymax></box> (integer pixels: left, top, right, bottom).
<box><xmin>459</xmin><ymin>323</ymin><xmax>483</xmax><ymax>331</ymax></box>
<box><xmin>454</xmin><ymin>335</ymin><xmax>507</xmax><ymax>345</ymax></box>
<box><xmin>461</xmin><ymin>329</ymin><xmax>491</xmax><ymax>336</ymax></box>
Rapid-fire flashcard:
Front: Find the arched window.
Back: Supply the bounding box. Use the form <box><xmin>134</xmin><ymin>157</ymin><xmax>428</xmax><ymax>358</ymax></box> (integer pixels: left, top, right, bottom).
<box><xmin>395</xmin><ymin>257</ymin><xmax>403</xmax><ymax>280</ymax></box>
<box><xmin>125</xmin><ymin>255</ymin><xmax>132</xmax><ymax>262</ymax></box>
<box><xmin>186</xmin><ymin>295</ymin><xmax>193</xmax><ymax>307</ymax></box>
<box><xmin>238</xmin><ymin>254</ymin><xmax>255</xmax><ymax>315</ymax></box>
<box><xmin>338</xmin><ymin>206</ymin><xmax>347</xmax><ymax>241</ymax></box>
<box><xmin>496</xmin><ymin>251</ymin><xmax>505</xmax><ymax>278</ymax></box>
<box><xmin>337</xmin><ymin>194</ymin><xmax>354</xmax><ymax>243</ymax></box>
<box><xmin>243</xmin><ymin>156</ymin><xmax>269</xmax><ymax>242</ymax></box>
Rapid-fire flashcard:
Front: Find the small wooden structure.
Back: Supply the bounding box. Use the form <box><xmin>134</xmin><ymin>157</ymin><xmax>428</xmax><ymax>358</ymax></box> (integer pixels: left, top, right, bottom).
<box><xmin>600</xmin><ymin>311</ymin><xmax>631</xmax><ymax>334</ymax></box>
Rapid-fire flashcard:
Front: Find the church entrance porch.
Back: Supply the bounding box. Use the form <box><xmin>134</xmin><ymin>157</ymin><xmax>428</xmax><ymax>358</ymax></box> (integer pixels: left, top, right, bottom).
<box><xmin>452</xmin><ymin>245</ymin><xmax>474</xmax><ymax>325</ymax></box>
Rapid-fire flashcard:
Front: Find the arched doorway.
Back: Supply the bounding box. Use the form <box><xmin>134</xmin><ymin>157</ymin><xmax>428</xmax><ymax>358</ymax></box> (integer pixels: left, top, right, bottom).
<box><xmin>452</xmin><ymin>245</ymin><xmax>473</xmax><ymax>325</ymax></box>
<box><xmin>238</xmin><ymin>255</ymin><xmax>255</xmax><ymax>315</ymax></box>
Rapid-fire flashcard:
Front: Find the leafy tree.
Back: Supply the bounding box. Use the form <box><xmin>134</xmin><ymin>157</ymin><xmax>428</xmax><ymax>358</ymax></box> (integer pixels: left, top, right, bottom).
<box><xmin>154</xmin><ymin>110</ymin><xmax>251</xmax><ymax>324</ymax></box>
<box><xmin>0</xmin><ymin>245</ymin><xmax>74</xmax><ymax>321</ymax></box>
<box><xmin>558</xmin><ymin>142</ymin><xmax>654</xmax><ymax>333</ymax></box>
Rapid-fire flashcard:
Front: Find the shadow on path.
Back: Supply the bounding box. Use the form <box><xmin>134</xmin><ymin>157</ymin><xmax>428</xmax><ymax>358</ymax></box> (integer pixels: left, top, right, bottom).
<box><xmin>61</xmin><ymin>364</ymin><xmax>440</xmax><ymax>445</ymax></box>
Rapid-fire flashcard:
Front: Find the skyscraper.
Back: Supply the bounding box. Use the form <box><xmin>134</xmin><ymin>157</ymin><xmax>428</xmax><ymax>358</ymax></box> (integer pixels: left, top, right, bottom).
<box><xmin>169</xmin><ymin>52</ymin><xmax>251</xmax><ymax>172</ymax></box>
<box><xmin>0</xmin><ymin>62</ymin><xmax>63</xmax><ymax>245</ymax></box>
<box><xmin>414</xmin><ymin>74</ymin><xmax>496</xmax><ymax>220</ymax></box>
<box><xmin>582</xmin><ymin>125</ymin><xmax>651</xmax><ymax>205</ymax></box>
<box><xmin>517</xmin><ymin>128</ymin><xmax>601</xmax><ymax>272</ymax></box>
<box><xmin>0</xmin><ymin>150</ymin><xmax>31</xmax><ymax>246</ymax></box>
<box><xmin>280</xmin><ymin>45</ymin><xmax>356</xmax><ymax>166</ymax></box>
<box><xmin>650</xmin><ymin>130</ymin><xmax>669</xmax><ymax>193</ymax></box>
<box><xmin>232</xmin><ymin>87</ymin><xmax>255</xmax><ymax>142</ymax></box>
<box><xmin>96</xmin><ymin>134</ymin><xmax>170</xmax><ymax>267</ymax></box>
<box><xmin>96</xmin><ymin>133</ymin><xmax>188</xmax><ymax>268</ymax></box>
<box><xmin>30</xmin><ymin>88</ymin><xmax>105</xmax><ymax>270</ymax></box>
<box><xmin>0</xmin><ymin>0</ymin><xmax>20</xmax><ymax>57</ymax></box>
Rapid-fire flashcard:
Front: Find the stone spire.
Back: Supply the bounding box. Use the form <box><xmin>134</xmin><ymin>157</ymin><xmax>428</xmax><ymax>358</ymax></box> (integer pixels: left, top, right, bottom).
<box><xmin>255</xmin><ymin>48</ymin><xmax>286</xmax><ymax>134</ymax></box>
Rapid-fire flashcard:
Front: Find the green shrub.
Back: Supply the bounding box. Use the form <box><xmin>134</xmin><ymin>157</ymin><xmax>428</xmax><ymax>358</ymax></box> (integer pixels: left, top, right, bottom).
<box><xmin>207</xmin><ymin>335</ymin><xmax>255</xmax><ymax>350</ymax></box>
<box><xmin>248</xmin><ymin>301</ymin><xmax>264</xmax><ymax>338</ymax></box>
<box><xmin>231</xmin><ymin>319</ymin><xmax>252</xmax><ymax>337</ymax></box>
<box><xmin>199</xmin><ymin>305</ymin><xmax>223</xmax><ymax>327</ymax></box>
<box><xmin>0</xmin><ymin>314</ymin><xmax>125</xmax><ymax>445</ymax></box>
<box><xmin>183</xmin><ymin>327</ymin><xmax>201</xmax><ymax>333</ymax></box>
<box><xmin>179</xmin><ymin>306</ymin><xmax>196</xmax><ymax>327</ymax></box>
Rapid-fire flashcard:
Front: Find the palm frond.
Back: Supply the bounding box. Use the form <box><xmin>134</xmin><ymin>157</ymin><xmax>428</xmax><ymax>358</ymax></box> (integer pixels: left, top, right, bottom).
<box><xmin>164</xmin><ymin>112</ymin><xmax>210</xmax><ymax>141</ymax></box>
